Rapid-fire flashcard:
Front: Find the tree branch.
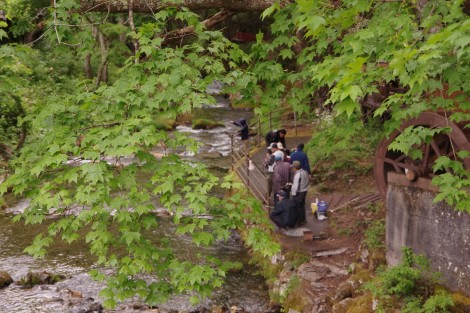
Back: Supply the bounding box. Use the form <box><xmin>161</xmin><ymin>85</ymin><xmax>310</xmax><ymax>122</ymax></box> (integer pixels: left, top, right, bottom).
<box><xmin>162</xmin><ymin>10</ymin><xmax>235</xmax><ymax>43</ymax></box>
<box><xmin>79</xmin><ymin>0</ymin><xmax>274</xmax><ymax>13</ymax></box>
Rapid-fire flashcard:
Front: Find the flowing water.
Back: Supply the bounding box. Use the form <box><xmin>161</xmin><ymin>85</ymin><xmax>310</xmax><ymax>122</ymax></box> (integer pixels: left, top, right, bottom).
<box><xmin>0</xmin><ymin>96</ymin><xmax>273</xmax><ymax>312</ymax></box>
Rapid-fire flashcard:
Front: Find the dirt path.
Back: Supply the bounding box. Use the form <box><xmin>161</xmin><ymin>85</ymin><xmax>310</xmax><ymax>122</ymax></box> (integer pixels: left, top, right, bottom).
<box><xmin>248</xmin><ymin>131</ymin><xmax>384</xmax><ymax>312</ymax></box>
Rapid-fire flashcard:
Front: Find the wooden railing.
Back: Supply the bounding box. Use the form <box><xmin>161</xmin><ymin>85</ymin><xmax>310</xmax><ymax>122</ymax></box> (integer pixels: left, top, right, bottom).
<box><xmin>249</xmin><ymin>107</ymin><xmax>313</xmax><ymax>148</ymax></box>
<box><xmin>230</xmin><ymin>107</ymin><xmax>314</xmax><ymax>211</ymax></box>
<box><xmin>230</xmin><ymin>140</ymin><xmax>271</xmax><ymax>210</ymax></box>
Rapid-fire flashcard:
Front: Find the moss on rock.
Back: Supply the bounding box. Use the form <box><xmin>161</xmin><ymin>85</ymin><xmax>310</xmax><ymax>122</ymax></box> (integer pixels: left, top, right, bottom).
<box><xmin>17</xmin><ymin>271</ymin><xmax>65</xmax><ymax>287</ymax></box>
<box><xmin>192</xmin><ymin>119</ymin><xmax>224</xmax><ymax>130</ymax></box>
<box><xmin>153</xmin><ymin>118</ymin><xmax>177</xmax><ymax>130</ymax></box>
<box><xmin>345</xmin><ymin>293</ymin><xmax>373</xmax><ymax>313</ymax></box>
<box><xmin>369</xmin><ymin>249</ymin><xmax>386</xmax><ymax>272</ymax></box>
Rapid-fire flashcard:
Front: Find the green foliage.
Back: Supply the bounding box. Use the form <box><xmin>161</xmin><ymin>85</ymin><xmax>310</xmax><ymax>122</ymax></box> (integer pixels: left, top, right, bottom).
<box><xmin>285</xmin><ymin>250</ymin><xmax>309</xmax><ymax>268</ymax></box>
<box><xmin>364</xmin><ymin>219</ymin><xmax>385</xmax><ymax>250</ymax></box>
<box><xmin>254</xmin><ymin>0</ymin><xmax>470</xmax><ymax>213</ymax></box>
<box><xmin>432</xmin><ymin>156</ymin><xmax>470</xmax><ymax>211</ymax></box>
<box><xmin>1</xmin><ymin>0</ymin><xmax>50</xmax><ymax>38</ymax></box>
<box><xmin>365</xmin><ymin>247</ymin><xmax>450</xmax><ymax>312</ymax></box>
<box><xmin>2</xmin><ymin>0</ymin><xmax>470</xmax><ymax>308</ymax></box>
<box><xmin>0</xmin><ymin>2</ymin><xmax>279</xmax><ymax>308</ymax></box>
<box><xmin>308</xmin><ymin>114</ymin><xmax>381</xmax><ymax>174</ymax></box>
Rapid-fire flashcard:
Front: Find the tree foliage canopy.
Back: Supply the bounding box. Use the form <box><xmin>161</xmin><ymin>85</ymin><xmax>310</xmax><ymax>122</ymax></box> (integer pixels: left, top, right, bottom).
<box><xmin>1</xmin><ymin>0</ymin><xmax>470</xmax><ymax>307</ymax></box>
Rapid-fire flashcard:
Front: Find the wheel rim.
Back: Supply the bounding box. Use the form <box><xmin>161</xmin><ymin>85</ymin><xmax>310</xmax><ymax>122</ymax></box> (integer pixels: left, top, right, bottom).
<box><xmin>374</xmin><ymin>112</ymin><xmax>470</xmax><ymax>201</ymax></box>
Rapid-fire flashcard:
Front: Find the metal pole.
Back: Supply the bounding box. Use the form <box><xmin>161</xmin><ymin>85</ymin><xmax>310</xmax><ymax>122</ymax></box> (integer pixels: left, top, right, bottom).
<box><xmin>246</xmin><ymin>151</ymin><xmax>250</xmax><ymax>190</ymax></box>
<box><xmin>294</xmin><ymin>111</ymin><xmax>298</xmax><ymax>136</ymax></box>
<box><xmin>230</xmin><ymin>133</ymin><xmax>234</xmax><ymax>171</ymax></box>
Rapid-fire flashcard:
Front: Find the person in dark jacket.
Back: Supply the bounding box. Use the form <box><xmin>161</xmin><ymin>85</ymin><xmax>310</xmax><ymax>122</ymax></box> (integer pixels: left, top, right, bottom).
<box><xmin>289</xmin><ymin>143</ymin><xmax>311</xmax><ymax>174</ymax></box>
<box><xmin>232</xmin><ymin>118</ymin><xmax>249</xmax><ymax>140</ymax></box>
<box><xmin>270</xmin><ymin>190</ymin><xmax>298</xmax><ymax>230</ymax></box>
<box><xmin>232</xmin><ymin>118</ymin><xmax>250</xmax><ymax>154</ymax></box>
<box><xmin>265</xmin><ymin>129</ymin><xmax>287</xmax><ymax>149</ymax></box>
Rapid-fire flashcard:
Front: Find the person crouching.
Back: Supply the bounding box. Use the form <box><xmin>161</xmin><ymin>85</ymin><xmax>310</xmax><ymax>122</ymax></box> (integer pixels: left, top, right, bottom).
<box><xmin>270</xmin><ymin>190</ymin><xmax>298</xmax><ymax>231</ymax></box>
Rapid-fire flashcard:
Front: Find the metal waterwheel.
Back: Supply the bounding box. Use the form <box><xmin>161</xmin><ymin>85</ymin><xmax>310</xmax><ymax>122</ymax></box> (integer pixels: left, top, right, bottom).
<box><xmin>374</xmin><ymin>112</ymin><xmax>470</xmax><ymax>201</ymax></box>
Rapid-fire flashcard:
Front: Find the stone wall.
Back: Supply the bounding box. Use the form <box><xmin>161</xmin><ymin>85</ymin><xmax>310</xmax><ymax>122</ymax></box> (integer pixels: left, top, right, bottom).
<box><xmin>386</xmin><ymin>173</ymin><xmax>470</xmax><ymax>295</ymax></box>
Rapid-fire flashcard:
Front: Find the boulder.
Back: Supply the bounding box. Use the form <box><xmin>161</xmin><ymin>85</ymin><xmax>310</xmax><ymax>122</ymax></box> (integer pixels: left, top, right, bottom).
<box><xmin>17</xmin><ymin>271</ymin><xmax>65</xmax><ymax>287</ymax></box>
<box><xmin>0</xmin><ymin>270</ymin><xmax>13</xmax><ymax>288</ymax></box>
<box><xmin>153</xmin><ymin>118</ymin><xmax>177</xmax><ymax>131</ymax></box>
<box><xmin>332</xmin><ymin>281</ymin><xmax>354</xmax><ymax>303</ymax></box>
<box><xmin>192</xmin><ymin>119</ymin><xmax>224</xmax><ymax>130</ymax></box>
<box><xmin>198</xmin><ymin>151</ymin><xmax>223</xmax><ymax>158</ymax></box>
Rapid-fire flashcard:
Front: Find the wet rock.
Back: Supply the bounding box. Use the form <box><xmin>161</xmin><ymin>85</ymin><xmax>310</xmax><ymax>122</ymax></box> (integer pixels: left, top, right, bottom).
<box><xmin>192</xmin><ymin>119</ymin><xmax>224</xmax><ymax>130</ymax></box>
<box><xmin>17</xmin><ymin>271</ymin><xmax>65</xmax><ymax>287</ymax></box>
<box><xmin>153</xmin><ymin>118</ymin><xmax>177</xmax><ymax>131</ymax></box>
<box><xmin>0</xmin><ymin>270</ymin><xmax>13</xmax><ymax>288</ymax></box>
<box><xmin>198</xmin><ymin>151</ymin><xmax>223</xmax><ymax>158</ymax></box>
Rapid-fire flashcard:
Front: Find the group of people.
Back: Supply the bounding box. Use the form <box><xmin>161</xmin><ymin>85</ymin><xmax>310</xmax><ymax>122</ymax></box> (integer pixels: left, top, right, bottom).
<box><xmin>231</xmin><ymin>123</ymin><xmax>312</xmax><ymax>231</ymax></box>
<box><xmin>264</xmin><ymin>129</ymin><xmax>311</xmax><ymax>231</ymax></box>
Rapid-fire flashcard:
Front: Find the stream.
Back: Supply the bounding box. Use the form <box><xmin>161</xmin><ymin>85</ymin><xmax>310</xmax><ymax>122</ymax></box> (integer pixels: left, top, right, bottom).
<box><xmin>0</xmin><ymin>96</ymin><xmax>274</xmax><ymax>312</ymax></box>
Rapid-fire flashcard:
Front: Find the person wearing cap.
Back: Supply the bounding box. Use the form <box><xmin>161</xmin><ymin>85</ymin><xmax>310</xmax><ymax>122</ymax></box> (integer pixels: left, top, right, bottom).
<box><xmin>291</xmin><ymin>160</ymin><xmax>309</xmax><ymax>226</ymax></box>
<box><xmin>270</xmin><ymin>190</ymin><xmax>298</xmax><ymax>230</ymax></box>
<box><xmin>290</xmin><ymin>143</ymin><xmax>311</xmax><ymax>174</ymax></box>
<box><xmin>264</xmin><ymin>143</ymin><xmax>285</xmax><ymax>172</ymax></box>
<box><xmin>265</xmin><ymin>129</ymin><xmax>287</xmax><ymax>150</ymax></box>
<box><xmin>272</xmin><ymin>155</ymin><xmax>291</xmax><ymax>204</ymax></box>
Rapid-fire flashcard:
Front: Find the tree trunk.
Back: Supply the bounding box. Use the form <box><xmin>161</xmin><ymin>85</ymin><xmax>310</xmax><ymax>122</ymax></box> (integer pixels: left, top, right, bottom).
<box><xmin>95</xmin><ymin>31</ymin><xmax>108</xmax><ymax>87</ymax></box>
<box><xmin>118</xmin><ymin>15</ymin><xmax>127</xmax><ymax>44</ymax></box>
<box><xmin>79</xmin><ymin>0</ymin><xmax>274</xmax><ymax>13</ymax></box>
<box><xmin>84</xmin><ymin>53</ymin><xmax>93</xmax><ymax>79</ymax></box>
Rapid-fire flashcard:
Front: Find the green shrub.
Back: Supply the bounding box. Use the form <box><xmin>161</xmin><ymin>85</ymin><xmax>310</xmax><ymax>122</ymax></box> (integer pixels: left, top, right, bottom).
<box><xmin>364</xmin><ymin>219</ymin><xmax>385</xmax><ymax>250</ymax></box>
<box><xmin>365</xmin><ymin>248</ymin><xmax>451</xmax><ymax>312</ymax></box>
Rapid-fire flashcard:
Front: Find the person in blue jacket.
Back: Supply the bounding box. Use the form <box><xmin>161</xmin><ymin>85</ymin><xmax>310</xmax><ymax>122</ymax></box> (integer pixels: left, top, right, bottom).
<box><xmin>290</xmin><ymin>143</ymin><xmax>311</xmax><ymax>174</ymax></box>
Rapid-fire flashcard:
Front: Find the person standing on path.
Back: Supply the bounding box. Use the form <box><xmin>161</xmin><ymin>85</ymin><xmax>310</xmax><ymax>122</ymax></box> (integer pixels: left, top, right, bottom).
<box><xmin>272</xmin><ymin>155</ymin><xmax>291</xmax><ymax>205</ymax></box>
<box><xmin>290</xmin><ymin>143</ymin><xmax>311</xmax><ymax>174</ymax></box>
<box><xmin>291</xmin><ymin>160</ymin><xmax>309</xmax><ymax>226</ymax></box>
<box><xmin>265</xmin><ymin>129</ymin><xmax>287</xmax><ymax>150</ymax></box>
